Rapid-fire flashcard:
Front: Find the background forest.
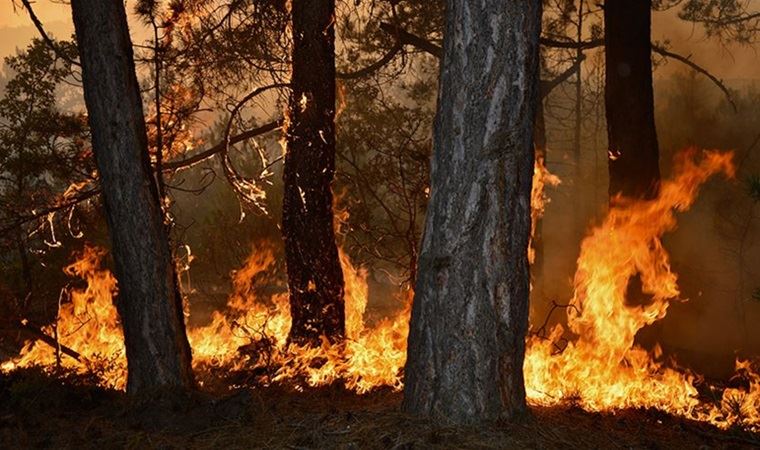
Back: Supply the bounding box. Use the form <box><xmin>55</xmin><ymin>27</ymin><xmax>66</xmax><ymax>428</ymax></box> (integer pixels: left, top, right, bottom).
<box><xmin>0</xmin><ymin>0</ymin><xmax>760</xmax><ymax>411</ymax></box>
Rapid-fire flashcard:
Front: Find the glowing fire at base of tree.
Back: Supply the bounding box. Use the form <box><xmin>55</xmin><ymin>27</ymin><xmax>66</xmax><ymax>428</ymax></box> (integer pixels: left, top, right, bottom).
<box><xmin>525</xmin><ymin>149</ymin><xmax>760</xmax><ymax>430</ymax></box>
<box><xmin>2</xmin><ymin>150</ymin><xmax>759</xmax><ymax>431</ymax></box>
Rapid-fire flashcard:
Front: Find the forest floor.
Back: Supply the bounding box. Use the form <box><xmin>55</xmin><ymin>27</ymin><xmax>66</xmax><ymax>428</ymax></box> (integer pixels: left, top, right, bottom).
<box><xmin>1</xmin><ymin>368</ymin><xmax>759</xmax><ymax>449</ymax></box>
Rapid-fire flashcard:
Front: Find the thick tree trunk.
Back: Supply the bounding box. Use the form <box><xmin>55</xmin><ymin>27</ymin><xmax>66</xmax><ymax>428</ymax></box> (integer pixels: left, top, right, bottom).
<box><xmin>282</xmin><ymin>0</ymin><xmax>345</xmax><ymax>344</ymax></box>
<box><xmin>605</xmin><ymin>0</ymin><xmax>660</xmax><ymax>199</ymax></box>
<box><xmin>403</xmin><ymin>0</ymin><xmax>541</xmax><ymax>424</ymax></box>
<box><xmin>70</xmin><ymin>0</ymin><xmax>194</xmax><ymax>394</ymax></box>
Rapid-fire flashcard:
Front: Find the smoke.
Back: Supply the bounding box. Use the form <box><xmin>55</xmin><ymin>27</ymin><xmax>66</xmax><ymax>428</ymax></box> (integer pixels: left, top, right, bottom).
<box><xmin>652</xmin><ymin>7</ymin><xmax>760</xmax><ymax>82</ymax></box>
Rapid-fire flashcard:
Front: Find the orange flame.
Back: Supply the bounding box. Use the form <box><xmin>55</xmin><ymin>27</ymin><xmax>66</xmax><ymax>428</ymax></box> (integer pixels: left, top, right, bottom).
<box><xmin>189</xmin><ymin>245</ymin><xmax>409</xmax><ymax>393</ymax></box>
<box><xmin>6</xmin><ymin>246</ymin><xmax>126</xmax><ymax>389</ymax></box>
<box><xmin>4</xmin><ymin>151</ymin><xmax>760</xmax><ymax>431</ymax></box>
<box><xmin>529</xmin><ymin>155</ymin><xmax>561</xmax><ymax>264</ymax></box>
<box><xmin>524</xmin><ymin>149</ymin><xmax>760</xmax><ymax>430</ymax></box>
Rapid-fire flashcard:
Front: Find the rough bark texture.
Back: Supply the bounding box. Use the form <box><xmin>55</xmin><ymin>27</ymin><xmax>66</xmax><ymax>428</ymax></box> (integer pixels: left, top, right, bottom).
<box><xmin>282</xmin><ymin>0</ymin><xmax>345</xmax><ymax>344</ymax></box>
<box><xmin>605</xmin><ymin>0</ymin><xmax>661</xmax><ymax>199</ymax></box>
<box><xmin>402</xmin><ymin>0</ymin><xmax>541</xmax><ymax>424</ymax></box>
<box><xmin>70</xmin><ymin>0</ymin><xmax>194</xmax><ymax>394</ymax></box>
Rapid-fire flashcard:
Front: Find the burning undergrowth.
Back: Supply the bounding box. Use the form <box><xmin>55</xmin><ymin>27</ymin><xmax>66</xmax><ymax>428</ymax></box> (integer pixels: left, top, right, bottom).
<box><xmin>0</xmin><ymin>243</ymin><xmax>410</xmax><ymax>394</ymax></box>
<box><xmin>525</xmin><ymin>149</ymin><xmax>760</xmax><ymax>430</ymax></box>
<box><xmin>2</xmin><ymin>151</ymin><xmax>760</xmax><ymax>434</ymax></box>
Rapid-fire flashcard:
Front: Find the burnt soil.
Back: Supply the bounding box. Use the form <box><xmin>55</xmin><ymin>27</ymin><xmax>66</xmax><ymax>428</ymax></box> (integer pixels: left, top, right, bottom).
<box><xmin>1</xmin><ymin>367</ymin><xmax>759</xmax><ymax>449</ymax></box>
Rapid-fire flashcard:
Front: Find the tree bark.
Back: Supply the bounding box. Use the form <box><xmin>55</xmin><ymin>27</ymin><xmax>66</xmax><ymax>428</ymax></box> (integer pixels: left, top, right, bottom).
<box><xmin>282</xmin><ymin>0</ymin><xmax>345</xmax><ymax>344</ymax></box>
<box><xmin>403</xmin><ymin>0</ymin><xmax>541</xmax><ymax>424</ymax></box>
<box><xmin>605</xmin><ymin>0</ymin><xmax>660</xmax><ymax>199</ymax></box>
<box><xmin>15</xmin><ymin>228</ymin><xmax>33</xmax><ymax>307</ymax></box>
<box><xmin>70</xmin><ymin>0</ymin><xmax>194</xmax><ymax>394</ymax></box>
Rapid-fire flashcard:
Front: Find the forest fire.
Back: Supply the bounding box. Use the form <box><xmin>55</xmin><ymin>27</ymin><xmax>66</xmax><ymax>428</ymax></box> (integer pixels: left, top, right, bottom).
<box><xmin>3</xmin><ymin>244</ymin><xmax>409</xmax><ymax>394</ymax></box>
<box><xmin>189</xmin><ymin>247</ymin><xmax>410</xmax><ymax>393</ymax></box>
<box><xmin>5</xmin><ymin>0</ymin><xmax>760</xmax><ymax>445</ymax></box>
<box><xmin>2</xmin><ymin>246</ymin><xmax>126</xmax><ymax>390</ymax></box>
<box><xmin>524</xmin><ymin>149</ymin><xmax>760</xmax><ymax>430</ymax></box>
<box><xmin>529</xmin><ymin>155</ymin><xmax>561</xmax><ymax>264</ymax></box>
<box><xmin>4</xmin><ymin>151</ymin><xmax>759</xmax><ymax>432</ymax></box>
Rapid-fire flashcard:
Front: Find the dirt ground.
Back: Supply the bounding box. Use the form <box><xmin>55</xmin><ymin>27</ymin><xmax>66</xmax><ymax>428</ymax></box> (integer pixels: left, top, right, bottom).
<box><xmin>1</xmin><ymin>368</ymin><xmax>759</xmax><ymax>449</ymax></box>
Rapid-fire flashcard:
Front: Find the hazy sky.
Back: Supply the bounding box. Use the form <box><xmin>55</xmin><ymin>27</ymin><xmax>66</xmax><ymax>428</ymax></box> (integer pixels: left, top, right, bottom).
<box><xmin>0</xmin><ymin>1</ymin><xmax>757</xmax><ymax>81</ymax></box>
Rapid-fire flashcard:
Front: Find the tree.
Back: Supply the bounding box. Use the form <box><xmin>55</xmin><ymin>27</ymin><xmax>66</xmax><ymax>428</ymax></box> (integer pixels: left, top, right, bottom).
<box><xmin>605</xmin><ymin>0</ymin><xmax>661</xmax><ymax>199</ymax></box>
<box><xmin>403</xmin><ymin>0</ymin><xmax>542</xmax><ymax>423</ymax></box>
<box><xmin>282</xmin><ymin>0</ymin><xmax>346</xmax><ymax>344</ymax></box>
<box><xmin>70</xmin><ymin>0</ymin><xmax>194</xmax><ymax>393</ymax></box>
<box><xmin>677</xmin><ymin>0</ymin><xmax>760</xmax><ymax>44</ymax></box>
<box><xmin>0</xmin><ymin>39</ymin><xmax>86</xmax><ymax>310</ymax></box>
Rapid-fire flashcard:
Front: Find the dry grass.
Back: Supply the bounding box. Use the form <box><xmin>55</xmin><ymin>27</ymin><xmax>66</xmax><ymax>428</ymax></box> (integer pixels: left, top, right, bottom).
<box><xmin>1</xmin><ymin>367</ymin><xmax>759</xmax><ymax>449</ymax></box>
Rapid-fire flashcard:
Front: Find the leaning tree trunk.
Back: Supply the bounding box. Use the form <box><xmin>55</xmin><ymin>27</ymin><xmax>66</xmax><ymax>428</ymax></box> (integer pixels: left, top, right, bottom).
<box><xmin>70</xmin><ymin>0</ymin><xmax>194</xmax><ymax>394</ymax></box>
<box><xmin>403</xmin><ymin>0</ymin><xmax>542</xmax><ymax>424</ymax></box>
<box><xmin>605</xmin><ymin>0</ymin><xmax>660</xmax><ymax>199</ymax></box>
<box><xmin>282</xmin><ymin>0</ymin><xmax>345</xmax><ymax>345</ymax></box>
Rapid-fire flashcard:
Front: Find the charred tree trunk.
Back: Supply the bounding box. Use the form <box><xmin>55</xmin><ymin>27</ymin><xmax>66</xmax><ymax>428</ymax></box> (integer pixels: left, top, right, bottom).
<box><xmin>70</xmin><ymin>0</ymin><xmax>194</xmax><ymax>394</ymax></box>
<box><xmin>282</xmin><ymin>0</ymin><xmax>345</xmax><ymax>345</ymax></box>
<box><xmin>15</xmin><ymin>229</ymin><xmax>33</xmax><ymax>307</ymax></box>
<box><xmin>403</xmin><ymin>0</ymin><xmax>541</xmax><ymax>423</ymax></box>
<box><xmin>605</xmin><ymin>0</ymin><xmax>660</xmax><ymax>199</ymax></box>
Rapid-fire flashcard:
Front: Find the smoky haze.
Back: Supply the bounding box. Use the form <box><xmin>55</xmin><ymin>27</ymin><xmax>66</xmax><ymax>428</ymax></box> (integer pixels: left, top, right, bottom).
<box><xmin>1</xmin><ymin>0</ymin><xmax>759</xmax><ymax>379</ymax></box>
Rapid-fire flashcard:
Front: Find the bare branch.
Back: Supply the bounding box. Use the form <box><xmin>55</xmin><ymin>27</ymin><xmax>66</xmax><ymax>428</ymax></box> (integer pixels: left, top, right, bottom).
<box><xmin>219</xmin><ymin>83</ymin><xmax>289</xmax><ymax>211</ymax></box>
<box><xmin>652</xmin><ymin>45</ymin><xmax>738</xmax><ymax>112</ymax></box>
<box><xmin>0</xmin><ymin>189</ymin><xmax>99</xmax><ymax>238</ymax></box>
<box><xmin>19</xmin><ymin>0</ymin><xmax>81</xmax><ymax>67</ymax></box>
<box><xmin>540</xmin><ymin>37</ymin><xmax>605</xmax><ymax>50</ymax></box>
<box><xmin>163</xmin><ymin>119</ymin><xmax>284</xmax><ymax>171</ymax></box>
<box><xmin>337</xmin><ymin>42</ymin><xmax>404</xmax><ymax>80</ymax></box>
<box><xmin>541</xmin><ymin>54</ymin><xmax>586</xmax><ymax>98</ymax></box>
<box><xmin>379</xmin><ymin>22</ymin><xmax>442</xmax><ymax>58</ymax></box>
<box><xmin>16</xmin><ymin>320</ymin><xmax>82</xmax><ymax>362</ymax></box>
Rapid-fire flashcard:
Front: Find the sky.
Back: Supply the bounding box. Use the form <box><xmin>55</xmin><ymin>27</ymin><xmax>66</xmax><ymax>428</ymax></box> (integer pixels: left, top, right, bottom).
<box><xmin>0</xmin><ymin>1</ymin><xmax>757</xmax><ymax>81</ymax></box>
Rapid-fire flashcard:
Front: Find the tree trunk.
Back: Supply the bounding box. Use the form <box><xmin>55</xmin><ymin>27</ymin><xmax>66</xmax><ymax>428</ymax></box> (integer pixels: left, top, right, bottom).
<box><xmin>282</xmin><ymin>0</ymin><xmax>345</xmax><ymax>345</ymax></box>
<box><xmin>15</xmin><ymin>228</ymin><xmax>33</xmax><ymax>308</ymax></box>
<box><xmin>403</xmin><ymin>0</ymin><xmax>541</xmax><ymax>424</ymax></box>
<box><xmin>70</xmin><ymin>0</ymin><xmax>194</xmax><ymax>394</ymax></box>
<box><xmin>605</xmin><ymin>0</ymin><xmax>660</xmax><ymax>199</ymax></box>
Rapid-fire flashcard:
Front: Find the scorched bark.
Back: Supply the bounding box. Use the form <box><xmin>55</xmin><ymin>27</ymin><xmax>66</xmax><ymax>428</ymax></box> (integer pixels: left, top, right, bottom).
<box><xmin>605</xmin><ymin>0</ymin><xmax>661</xmax><ymax>199</ymax></box>
<box><xmin>70</xmin><ymin>0</ymin><xmax>194</xmax><ymax>393</ymax></box>
<box><xmin>282</xmin><ymin>0</ymin><xmax>345</xmax><ymax>344</ymax></box>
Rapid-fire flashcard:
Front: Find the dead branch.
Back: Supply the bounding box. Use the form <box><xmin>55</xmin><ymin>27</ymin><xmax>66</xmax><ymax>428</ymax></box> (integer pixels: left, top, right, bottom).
<box><xmin>19</xmin><ymin>0</ymin><xmax>81</xmax><ymax>67</ymax></box>
<box><xmin>337</xmin><ymin>42</ymin><xmax>404</xmax><ymax>80</ymax></box>
<box><xmin>652</xmin><ymin>45</ymin><xmax>738</xmax><ymax>112</ymax></box>
<box><xmin>16</xmin><ymin>320</ymin><xmax>82</xmax><ymax>362</ymax></box>
<box><xmin>379</xmin><ymin>22</ymin><xmax>442</xmax><ymax>59</ymax></box>
<box><xmin>0</xmin><ymin>189</ymin><xmax>100</xmax><ymax>238</ymax></box>
<box><xmin>540</xmin><ymin>37</ymin><xmax>605</xmax><ymax>50</ymax></box>
<box><xmin>219</xmin><ymin>83</ymin><xmax>289</xmax><ymax>210</ymax></box>
<box><xmin>163</xmin><ymin>120</ymin><xmax>283</xmax><ymax>171</ymax></box>
<box><xmin>541</xmin><ymin>54</ymin><xmax>586</xmax><ymax>98</ymax></box>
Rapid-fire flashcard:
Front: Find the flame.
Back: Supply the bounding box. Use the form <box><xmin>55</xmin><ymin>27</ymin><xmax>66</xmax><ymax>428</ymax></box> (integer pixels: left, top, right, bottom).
<box><xmin>4</xmin><ymin>150</ymin><xmax>760</xmax><ymax>431</ymax></box>
<box><xmin>189</xmin><ymin>245</ymin><xmax>409</xmax><ymax>393</ymax></box>
<box><xmin>10</xmin><ymin>246</ymin><xmax>126</xmax><ymax>389</ymax></box>
<box><xmin>524</xmin><ymin>149</ymin><xmax>760</xmax><ymax>430</ymax></box>
<box><xmin>529</xmin><ymin>155</ymin><xmax>561</xmax><ymax>264</ymax></box>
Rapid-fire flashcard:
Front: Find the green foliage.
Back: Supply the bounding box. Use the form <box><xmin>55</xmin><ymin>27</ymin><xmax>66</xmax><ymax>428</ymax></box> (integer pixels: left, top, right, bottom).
<box><xmin>0</xmin><ymin>38</ymin><xmax>88</xmax><ymax>202</ymax></box>
<box><xmin>0</xmin><ymin>38</ymin><xmax>94</xmax><ymax>321</ymax></box>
